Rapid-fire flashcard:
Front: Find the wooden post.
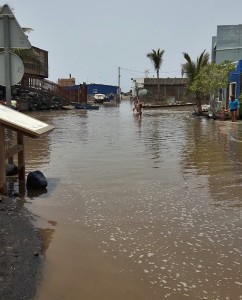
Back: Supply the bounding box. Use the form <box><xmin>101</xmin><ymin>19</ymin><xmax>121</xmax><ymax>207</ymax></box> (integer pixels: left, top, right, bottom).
<box><xmin>0</xmin><ymin>103</ymin><xmax>54</xmax><ymax>195</ymax></box>
<box><xmin>17</xmin><ymin>133</ymin><xmax>25</xmax><ymax>195</ymax></box>
<box><xmin>0</xmin><ymin>125</ymin><xmax>6</xmax><ymax>194</ymax></box>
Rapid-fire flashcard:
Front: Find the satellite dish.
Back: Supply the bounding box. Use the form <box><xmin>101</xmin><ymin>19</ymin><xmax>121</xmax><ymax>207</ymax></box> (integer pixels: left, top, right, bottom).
<box><xmin>0</xmin><ymin>51</ymin><xmax>24</xmax><ymax>86</ymax></box>
<box><xmin>138</xmin><ymin>89</ymin><xmax>147</xmax><ymax>96</ymax></box>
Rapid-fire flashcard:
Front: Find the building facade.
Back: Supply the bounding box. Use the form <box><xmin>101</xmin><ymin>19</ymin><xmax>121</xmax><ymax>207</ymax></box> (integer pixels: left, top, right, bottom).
<box><xmin>212</xmin><ymin>24</ymin><xmax>242</xmax><ymax>64</ymax></box>
<box><xmin>62</xmin><ymin>83</ymin><xmax>118</xmax><ymax>102</ymax></box>
<box><xmin>23</xmin><ymin>46</ymin><xmax>48</xmax><ymax>78</ymax></box>
<box><xmin>87</xmin><ymin>83</ymin><xmax>118</xmax><ymax>96</ymax></box>
<box><xmin>132</xmin><ymin>77</ymin><xmax>195</xmax><ymax>103</ymax></box>
<box><xmin>58</xmin><ymin>75</ymin><xmax>75</xmax><ymax>87</ymax></box>
<box><xmin>211</xmin><ymin>25</ymin><xmax>242</xmax><ymax>106</ymax></box>
<box><xmin>228</xmin><ymin>60</ymin><xmax>242</xmax><ymax>98</ymax></box>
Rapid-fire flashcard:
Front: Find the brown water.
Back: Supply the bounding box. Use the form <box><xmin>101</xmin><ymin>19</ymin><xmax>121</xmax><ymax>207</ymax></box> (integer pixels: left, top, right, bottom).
<box><xmin>15</xmin><ymin>102</ymin><xmax>242</xmax><ymax>299</ymax></box>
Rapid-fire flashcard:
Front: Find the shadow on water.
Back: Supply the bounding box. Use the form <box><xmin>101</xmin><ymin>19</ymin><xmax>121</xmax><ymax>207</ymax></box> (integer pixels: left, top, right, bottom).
<box><xmin>27</xmin><ymin>188</ymin><xmax>48</xmax><ymax>199</ymax></box>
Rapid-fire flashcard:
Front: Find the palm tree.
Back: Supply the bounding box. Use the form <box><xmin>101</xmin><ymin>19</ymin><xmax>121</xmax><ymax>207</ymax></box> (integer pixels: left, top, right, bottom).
<box><xmin>147</xmin><ymin>48</ymin><xmax>165</xmax><ymax>102</ymax></box>
<box><xmin>12</xmin><ymin>48</ymin><xmax>43</xmax><ymax>69</ymax></box>
<box><xmin>13</xmin><ymin>28</ymin><xmax>43</xmax><ymax>71</ymax></box>
<box><xmin>182</xmin><ymin>50</ymin><xmax>210</xmax><ymax>113</ymax></box>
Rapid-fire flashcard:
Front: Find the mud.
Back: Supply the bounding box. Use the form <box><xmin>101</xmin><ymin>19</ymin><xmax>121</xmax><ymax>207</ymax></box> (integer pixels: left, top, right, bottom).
<box><xmin>0</xmin><ymin>196</ymin><xmax>42</xmax><ymax>300</ymax></box>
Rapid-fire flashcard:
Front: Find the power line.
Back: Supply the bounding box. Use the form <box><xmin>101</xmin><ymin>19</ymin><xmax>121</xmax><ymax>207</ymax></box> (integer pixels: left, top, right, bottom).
<box><xmin>120</xmin><ymin>67</ymin><xmax>181</xmax><ymax>76</ymax></box>
<box><xmin>120</xmin><ymin>67</ymin><xmax>144</xmax><ymax>74</ymax></box>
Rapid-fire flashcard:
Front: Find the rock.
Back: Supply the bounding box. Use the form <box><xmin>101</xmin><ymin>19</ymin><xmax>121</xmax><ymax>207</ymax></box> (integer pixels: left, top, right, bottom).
<box><xmin>26</xmin><ymin>170</ymin><xmax>48</xmax><ymax>190</ymax></box>
<box><xmin>4</xmin><ymin>84</ymin><xmax>69</xmax><ymax>111</ymax></box>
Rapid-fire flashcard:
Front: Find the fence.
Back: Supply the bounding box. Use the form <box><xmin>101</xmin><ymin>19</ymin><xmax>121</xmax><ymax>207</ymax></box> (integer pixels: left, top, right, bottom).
<box><xmin>20</xmin><ymin>75</ymin><xmax>79</xmax><ymax>102</ymax></box>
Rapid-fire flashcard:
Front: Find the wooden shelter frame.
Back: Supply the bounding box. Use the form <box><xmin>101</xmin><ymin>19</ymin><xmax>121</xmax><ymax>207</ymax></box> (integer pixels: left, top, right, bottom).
<box><xmin>0</xmin><ymin>104</ymin><xmax>54</xmax><ymax>195</ymax></box>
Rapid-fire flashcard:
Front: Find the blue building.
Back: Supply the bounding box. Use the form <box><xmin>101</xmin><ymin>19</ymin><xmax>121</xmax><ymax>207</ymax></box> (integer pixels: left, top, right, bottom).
<box><xmin>87</xmin><ymin>83</ymin><xmax>118</xmax><ymax>96</ymax></box>
<box><xmin>64</xmin><ymin>83</ymin><xmax>118</xmax><ymax>96</ymax></box>
<box><xmin>228</xmin><ymin>60</ymin><xmax>242</xmax><ymax>99</ymax></box>
<box><xmin>62</xmin><ymin>83</ymin><xmax>118</xmax><ymax>102</ymax></box>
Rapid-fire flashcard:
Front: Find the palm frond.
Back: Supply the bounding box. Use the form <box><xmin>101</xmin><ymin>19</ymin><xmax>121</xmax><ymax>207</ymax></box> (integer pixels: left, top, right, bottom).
<box><xmin>22</xmin><ymin>27</ymin><xmax>33</xmax><ymax>33</ymax></box>
<box><xmin>147</xmin><ymin>48</ymin><xmax>165</xmax><ymax>71</ymax></box>
<box><xmin>182</xmin><ymin>52</ymin><xmax>192</xmax><ymax>65</ymax></box>
<box><xmin>197</xmin><ymin>50</ymin><xmax>210</xmax><ymax>72</ymax></box>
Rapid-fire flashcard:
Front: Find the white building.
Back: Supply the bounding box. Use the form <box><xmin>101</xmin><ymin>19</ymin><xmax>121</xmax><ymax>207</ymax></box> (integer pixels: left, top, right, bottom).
<box><xmin>212</xmin><ymin>24</ymin><xmax>242</xmax><ymax>64</ymax></box>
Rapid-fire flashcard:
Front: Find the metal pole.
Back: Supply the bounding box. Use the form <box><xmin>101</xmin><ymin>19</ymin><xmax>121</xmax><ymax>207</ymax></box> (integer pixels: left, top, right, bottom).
<box><xmin>3</xmin><ymin>15</ymin><xmax>13</xmax><ymax>164</ymax></box>
<box><xmin>3</xmin><ymin>15</ymin><xmax>11</xmax><ymax>106</ymax></box>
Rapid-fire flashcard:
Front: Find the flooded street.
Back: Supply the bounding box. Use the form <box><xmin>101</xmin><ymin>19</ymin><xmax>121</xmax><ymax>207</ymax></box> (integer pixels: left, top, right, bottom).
<box><xmin>17</xmin><ymin>101</ymin><xmax>242</xmax><ymax>299</ymax></box>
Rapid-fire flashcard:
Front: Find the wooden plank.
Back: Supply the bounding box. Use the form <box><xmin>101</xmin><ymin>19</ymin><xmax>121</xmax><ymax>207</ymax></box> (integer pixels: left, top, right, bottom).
<box><xmin>0</xmin><ymin>104</ymin><xmax>54</xmax><ymax>138</ymax></box>
<box><xmin>17</xmin><ymin>133</ymin><xmax>25</xmax><ymax>182</ymax></box>
<box><xmin>5</xmin><ymin>144</ymin><xmax>24</xmax><ymax>159</ymax></box>
<box><xmin>0</xmin><ymin>125</ymin><xmax>6</xmax><ymax>194</ymax></box>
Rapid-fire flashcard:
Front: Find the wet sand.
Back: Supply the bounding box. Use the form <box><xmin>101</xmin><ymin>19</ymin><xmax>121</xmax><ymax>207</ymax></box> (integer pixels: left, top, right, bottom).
<box><xmin>0</xmin><ymin>195</ymin><xmax>42</xmax><ymax>300</ymax></box>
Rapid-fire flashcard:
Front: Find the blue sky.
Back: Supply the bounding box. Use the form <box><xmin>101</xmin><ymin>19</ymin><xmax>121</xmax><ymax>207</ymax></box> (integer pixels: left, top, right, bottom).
<box><xmin>2</xmin><ymin>0</ymin><xmax>242</xmax><ymax>91</ymax></box>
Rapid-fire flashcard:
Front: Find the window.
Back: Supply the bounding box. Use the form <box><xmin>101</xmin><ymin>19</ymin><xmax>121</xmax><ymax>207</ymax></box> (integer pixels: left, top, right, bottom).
<box><xmin>229</xmin><ymin>82</ymin><xmax>236</xmax><ymax>97</ymax></box>
<box><xmin>93</xmin><ymin>89</ymin><xmax>97</xmax><ymax>93</ymax></box>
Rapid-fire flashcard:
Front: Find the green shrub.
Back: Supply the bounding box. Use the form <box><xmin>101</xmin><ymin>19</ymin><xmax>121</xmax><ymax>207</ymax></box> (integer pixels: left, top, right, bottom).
<box><xmin>239</xmin><ymin>94</ymin><xmax>242</xmax><ymax>117</ymax></box>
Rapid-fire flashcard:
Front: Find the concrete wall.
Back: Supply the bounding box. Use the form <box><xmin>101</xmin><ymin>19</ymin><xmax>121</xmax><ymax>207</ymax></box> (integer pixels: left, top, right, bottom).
<box><xmin>140</xmin><ymin>78</ymin><xmax>195</xmax><ymax>103</ymax></box>
<box><xmin>212</xmin><ymin>25</ymin><xmax>242</xmax><ymax>64</ymax></box>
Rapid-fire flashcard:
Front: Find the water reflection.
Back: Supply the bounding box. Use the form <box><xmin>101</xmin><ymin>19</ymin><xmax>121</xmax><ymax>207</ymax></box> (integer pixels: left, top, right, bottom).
<box><xmin>27</xmin><ymin>188</ymin><xmax>48</xmax><ymax>199</ymax></box>
<box><xmin>181</xmin><ymin>119</ymin><xmax>242</xmax><ymax>208</ymax></box>
<box><xmin>14</xmin><ymin>103</ymin><xmax>242</xmax><ymax>300</ymax></box>
<box><xmin>37</xmin><ymin>226</ymin><xmax>56</xmax><ymax>255</ymax></box>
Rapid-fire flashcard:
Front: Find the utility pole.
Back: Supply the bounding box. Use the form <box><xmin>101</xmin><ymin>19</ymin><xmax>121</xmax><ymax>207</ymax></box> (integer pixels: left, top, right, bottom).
<box><xmin>118</xmin><ymin>66</ymin><xmax>121</xmax><ymax>102</ymax></box>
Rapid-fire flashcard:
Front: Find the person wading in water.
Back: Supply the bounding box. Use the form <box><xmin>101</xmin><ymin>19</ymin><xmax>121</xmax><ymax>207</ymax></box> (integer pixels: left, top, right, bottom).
<box><xmin>228</xmin><ymin>95</ymin><xmax>240</xmax><ymax>122</ymax></box>
<box><xmin>133</xmin><ymin>96</ymin><xmax>142</xmax><ymax>118</ymax></box>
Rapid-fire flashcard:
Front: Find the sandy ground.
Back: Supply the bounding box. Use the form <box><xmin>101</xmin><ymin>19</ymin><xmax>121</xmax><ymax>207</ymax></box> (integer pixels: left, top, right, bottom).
<box><xmin>0</xmin><ymin>195</ymin><xmax>42</xmax><ymax>300</ymax></box>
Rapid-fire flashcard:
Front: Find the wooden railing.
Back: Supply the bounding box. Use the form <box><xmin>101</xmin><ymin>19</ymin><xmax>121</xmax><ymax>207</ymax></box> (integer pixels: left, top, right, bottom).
<box><xmin>20</xmin><ymin>75</ymin><xmax>79</xmax><ymax>102</ymax></box>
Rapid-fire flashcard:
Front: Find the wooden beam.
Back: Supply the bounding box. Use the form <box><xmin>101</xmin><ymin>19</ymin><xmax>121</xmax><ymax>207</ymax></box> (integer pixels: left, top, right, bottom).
<box><xmin>17</xmin><ymin>133</ymin><xmax>25</xmax><ymax>196</ymax></box>
<box><xmin>5</xmin><ymin>144</ymin><xmax>24</xmax><ymax>159</ymax></box>
<box><xmin>17</xmin><ymin>133</ymin><xmax>25</xmax><ymax>181</ymax></box>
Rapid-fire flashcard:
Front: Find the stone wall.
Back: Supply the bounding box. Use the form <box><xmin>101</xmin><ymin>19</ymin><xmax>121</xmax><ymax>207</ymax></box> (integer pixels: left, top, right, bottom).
<box><xmin>11</xmin><ymin>86</ymin><xmax>70</xmax><ymax>111</ymax></box>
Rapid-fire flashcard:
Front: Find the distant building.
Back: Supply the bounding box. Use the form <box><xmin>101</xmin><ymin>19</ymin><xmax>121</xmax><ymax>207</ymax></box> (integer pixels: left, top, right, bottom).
<box><xmin>212</xmin><ymin>60</ymin><xmax>242</xmax><ymax>111</ymax></box>
<box><xmin>58</xmin><ymin>74</ymin><xmax>76</xmax><ymax>86</ymax></box>
<box><xmin>62</xmin><ymin>83</ymin><xmax>118</xmax><ymax>102</ymax></box>
<box><xmin>87</xmin><ymin>83</ymin><xmax>118</xmax><ymax>96</ymax></box>
<box><xmin>20</xmin><ymin>46</ymin><xmax>49</xmax><ymax>88</ymax></box>
<box><xmin>211</xmin><ymin>25</ymin><xmax>242</xmax><ymax>107</ymax></box>
<box><xmin>64</xmin><ymin>83</ymin><xmax>118</xmax><ymax>95</ymax></box>
<box><xmin>212</xmin><ymin>24</ymin><xmax>242</xmax><ymax>64</ymax></box>
<box><xmin>24</xmin><ymin>46</ymin><xmax>48</xmax><ymax>79</ymax></box>
<box><xmin>132</xmin><ymin>77</ymin><xmax>194</xmax><ymax>103</ymax></box>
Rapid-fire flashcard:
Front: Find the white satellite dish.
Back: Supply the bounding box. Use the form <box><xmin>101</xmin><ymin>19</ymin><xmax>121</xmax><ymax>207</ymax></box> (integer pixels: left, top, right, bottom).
<box><xmin>138</xmin><ymin>89</ymin><xmax>147</xmax><ymax>96</ymax></box>
<box><xmin>0</xmin><ymin>51</ymin><xmax>24</xmax><ymax>86</ymax></box>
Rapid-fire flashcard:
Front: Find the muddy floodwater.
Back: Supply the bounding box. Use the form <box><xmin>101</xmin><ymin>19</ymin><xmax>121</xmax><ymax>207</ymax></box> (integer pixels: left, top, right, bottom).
<box><xmin>15</xmin><ymin>101</ymin><xmax>242</xmax><ymax>299</ymax></box>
